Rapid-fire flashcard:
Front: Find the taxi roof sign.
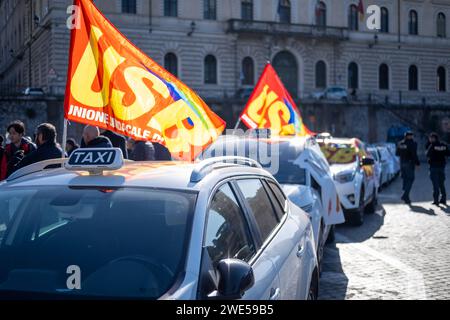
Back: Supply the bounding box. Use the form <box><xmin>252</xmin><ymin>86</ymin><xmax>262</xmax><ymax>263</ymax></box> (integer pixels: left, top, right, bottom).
<box><xmin>65</xmin><ymin>148</ymin><xmax>124</xmax><ymax>175</ymax></box>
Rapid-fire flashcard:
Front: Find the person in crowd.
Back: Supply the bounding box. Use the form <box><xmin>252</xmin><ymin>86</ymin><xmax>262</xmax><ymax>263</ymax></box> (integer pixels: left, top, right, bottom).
<box><xmin>153</xmin><ymin>142</ymin><xmax>172</xmax><ymax>161</ymax></box>
<box><xmin>396</xmin><ymin>131</ymin><xmax>420</xmax><ymax>204</ymax></box>
<box><xmin>66</xmin><ymin>138</ymin><xmax>80</xmax><ymax>157</ymax></box>
<box><xmin>102</xmin><ymin>130</ymin><xmax>128</xmax><ymax>159</ymax></box>
<box><xmin>126</xmin><ymin>138</ymin><xmax>134</xmax><ymax>158</ymax></box>
<box><xmin>0</xmin><ymin>135</ymin><xmax>5</xmax><ymax>180</ymax></box>
<box><xmin>82</xmin><ymin>125</ymin><xmax>113</xmax><ymax>148</ymax></box>
<box><xmin>426</xmin><ymin>133</ymin><xmax>449</xmax><ymax>206</ymax></box>
<box><xmin>13</xmin><ymin>123</ymin><xmax>64</xmax><ymax>172</ymax></box>
<box><xmin>0</xmin><ymin>121</ymin><xmax>36</xmax><ymax>180</ymax></box>
<box><xmin>129</xmin><ymin>139</ymin><xmax>155</xmax><ymax>161</ymax></box>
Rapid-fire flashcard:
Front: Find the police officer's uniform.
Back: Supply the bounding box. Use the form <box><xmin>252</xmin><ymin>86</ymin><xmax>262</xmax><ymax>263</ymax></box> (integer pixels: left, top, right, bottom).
<box><xmin>426</xmin><ymin>138</ymin><xmax>449</xmax><ymax>205</ymax></box>
<box><xmin>396</xmin><ymin>135</ymin><xmax>420</xmax><ymax>204</ymax></box>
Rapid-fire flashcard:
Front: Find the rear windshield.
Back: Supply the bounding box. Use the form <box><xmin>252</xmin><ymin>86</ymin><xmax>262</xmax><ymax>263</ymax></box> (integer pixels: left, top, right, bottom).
<box><xmin>319</xmin><ymin>142</ymin><xmax>357</xmax><ymax>164</ymax></box>
<box><xmin>0</xmin><ymin>187</ymin><xmax>196</xmax><ymax>299</ymax></box>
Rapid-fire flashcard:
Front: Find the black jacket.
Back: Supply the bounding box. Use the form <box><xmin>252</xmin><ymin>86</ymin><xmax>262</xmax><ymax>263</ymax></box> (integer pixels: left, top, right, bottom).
<box><xmin>426</xmin><ymin>140</ymin><xmax>449</xmax><ymax>168</ymax></box>
<box><xmin>153</xmin><ymin>143</ymin><xmax>172</xmax><ymax>161</ymax></box>
<box><xmin>396</xmin><ymin>139</ymin><xmax>420</xmax><ymax>166</ymax></box>
<box><xmin>102</xmin><ymin>130</ymin><xmax>128</xmax><ymax>159</ymax></box>
<box><xmin>84</xmin><ymin>136</ymin><xmax>113</xmax><ymax>149</ymax></box>
<box><xmin>14</xmin><ymin>141</ymin><xmax>64</xmax><ymax>172</ymax></box>
<box><xmin>131</xmin><ymin>141</ymin><xmax>155</xmax><ymax>161</ymax></box>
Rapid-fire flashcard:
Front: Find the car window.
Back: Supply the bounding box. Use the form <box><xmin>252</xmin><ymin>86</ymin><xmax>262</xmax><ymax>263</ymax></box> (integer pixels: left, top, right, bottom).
<box><xmin>236</xmin><ymin>179</ymin><xmax>279</xmax><ymax>242</ymax></box>
<box><xmin>205</xmin><ymin>183</ymin><xmax>256</xmax><ymax>266</ymax></box>
<box><xmin>266</xmin><ymin>180</ymin><xmax>288</xmax><ymax>217</ymax></box>
<box><xmin>0</xmin><ymin>187</ymin><xmax>196</xmax><ymax>299</ymax></box>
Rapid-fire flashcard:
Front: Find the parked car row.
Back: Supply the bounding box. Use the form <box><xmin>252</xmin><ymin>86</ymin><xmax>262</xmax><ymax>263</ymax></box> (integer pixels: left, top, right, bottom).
<box><xmin>0</xmin><ymin>133</ymin><xmax>399</xmax><ymax>301</ymax></box>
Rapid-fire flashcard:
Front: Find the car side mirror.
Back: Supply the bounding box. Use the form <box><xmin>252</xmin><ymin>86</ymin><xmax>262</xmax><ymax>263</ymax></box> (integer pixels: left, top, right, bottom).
<box><xmin>361</xmin><ymin>157</ymin><xmax>375</xmax><ymax>166</ymax></box>
<box><xmin>215</xmin><ymin>259</ymin><xmax>255</xmax><ymax>299</ymax></box>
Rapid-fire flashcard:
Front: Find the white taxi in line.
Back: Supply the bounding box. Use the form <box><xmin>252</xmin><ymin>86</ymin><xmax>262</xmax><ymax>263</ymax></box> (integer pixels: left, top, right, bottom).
<box><xmin>0</xmin><ymin>149</ymin><xmax>318</xmax><ymax>300</ymax></box>
<box><xmin>318</xmin><ymin>138</ymin><xmax>377</xmax><ymax>226</ymax></box>
<box><xmin>201</xmin><ymin>134</ymin><xmax>345</xmax><ymax>271</ymax></box>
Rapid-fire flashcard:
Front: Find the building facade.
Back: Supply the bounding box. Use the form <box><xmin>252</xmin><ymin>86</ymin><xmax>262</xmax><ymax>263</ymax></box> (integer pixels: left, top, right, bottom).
<box><xmin>1</xmin><ymin>0</ymin><xmax>450</xmax><ymax>107</ymax></box>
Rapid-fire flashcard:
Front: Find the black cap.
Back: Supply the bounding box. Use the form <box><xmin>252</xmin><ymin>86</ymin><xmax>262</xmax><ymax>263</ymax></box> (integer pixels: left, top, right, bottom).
<box><xmin>404</xmin><ymin>131</ymin><xmax>414</xmax><ymax>137</ymax></box>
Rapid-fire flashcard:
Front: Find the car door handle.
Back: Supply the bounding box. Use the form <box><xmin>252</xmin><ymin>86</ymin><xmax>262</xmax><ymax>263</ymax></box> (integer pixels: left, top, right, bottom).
<box><xmin>297</xmin><ymin>244</ymin><xmax>305</xmax><ymax>258</ymax></box>
<box><xmin>269</xmin><ymin>288</ymin><xmax>281</xmax><ymax>300</ymax></box>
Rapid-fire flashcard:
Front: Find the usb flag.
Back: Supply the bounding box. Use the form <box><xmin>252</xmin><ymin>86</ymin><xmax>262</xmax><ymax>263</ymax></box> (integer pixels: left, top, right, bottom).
<box><xmin>64</xmin><ymin>0</ymin><xmax>225</xmax><ymax>160</ymax></box>
<box><xmin>239</xmin><ymin>63</ymin><xmax>312</xmax><ymax>136</ymax></box>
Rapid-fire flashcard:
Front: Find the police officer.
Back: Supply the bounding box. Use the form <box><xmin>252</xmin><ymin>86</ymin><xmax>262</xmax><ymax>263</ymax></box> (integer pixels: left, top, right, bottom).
<box><xmin>426</xmin><ymin>133</ymin><xmax>449</xmax><ymax>206</ymax></box>
<box><xmin>396</xmin><ymin>131</ymin><xmax>420</xmax><ymax>204</ymax></box>
<box><xmin>13</xmin><ymin>123</ymin><xmax>64</xmax><ymax>172</ymax></box>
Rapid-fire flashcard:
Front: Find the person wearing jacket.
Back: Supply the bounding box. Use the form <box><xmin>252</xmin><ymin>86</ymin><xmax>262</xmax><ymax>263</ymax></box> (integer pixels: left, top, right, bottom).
<box><xmin>129</xmin><ymin>139</ymin><xmax>155</xmax><ymax>161</ymax></box>
<box><xmin>82</xmin><ymin>125</ymin><xmax>113</xmax><ymax>149</ymax></box>
<box><xmin>102</xmin><ymin>130</ymin><xmax>128</xmax><ymax>159</ymax></box>
<box><xmin>426</xmin><ymin>133</ymin><xmax>449</xmax><ymax>206</ymax></box>
<box><xmin>396</xmin><ymin>131</ymin><xmax>420</xmax><ymax>204</ymax></box>
<box><xmin>0</xmin><ymin>121</ymin><xmax>36</xmax><ymax>180</ymax></box>
<box><xmin>13</xmin><ymin>123</ymin><xmax>64</xmax><ymax>172</ymax></box>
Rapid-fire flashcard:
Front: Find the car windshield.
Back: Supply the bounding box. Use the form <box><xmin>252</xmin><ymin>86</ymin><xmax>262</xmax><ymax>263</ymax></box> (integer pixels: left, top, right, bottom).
<box><xmin>319</xmin><ymin>142</ymin><xmax>358</xmax><ymax>164</ymax></box>
<box><xmin>0</xmin><ymin>186</ymin><xmax>196</xmax><ymax>299</ymax></box>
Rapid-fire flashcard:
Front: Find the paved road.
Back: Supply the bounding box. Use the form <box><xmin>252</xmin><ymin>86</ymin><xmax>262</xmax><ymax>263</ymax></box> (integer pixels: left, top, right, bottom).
<box><xmin>319</xmin><ymin>165</ymin><xmax>450</xmax><ymax>300</ymax></box>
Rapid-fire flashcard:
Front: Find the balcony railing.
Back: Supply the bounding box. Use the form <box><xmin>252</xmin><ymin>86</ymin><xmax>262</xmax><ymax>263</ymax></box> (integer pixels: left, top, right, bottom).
<box><xmin>227</xmin><ymin>19</ymin><xmax>348</xmax><ymax>40</ymax></box>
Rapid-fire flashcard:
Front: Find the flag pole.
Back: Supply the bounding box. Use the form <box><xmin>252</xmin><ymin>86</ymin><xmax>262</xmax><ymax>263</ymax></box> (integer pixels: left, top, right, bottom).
<box><xmin>61</xmin><ymin>118</ymin><xmax>68</xmax><ymax>158</ymax></box>
<box><xmin>233</xmin><ymin>118</ymin><xmax>241</xmax><ymax>134</ymax></box>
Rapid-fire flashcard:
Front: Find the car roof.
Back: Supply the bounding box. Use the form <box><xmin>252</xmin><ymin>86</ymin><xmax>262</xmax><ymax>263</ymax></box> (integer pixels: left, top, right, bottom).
<box><xmin>2</xmin><ymin>160</ymin><xmax>274</xmax><ymax>191</ymax></box>
<box><xmin>318</xmin><ymin>137</ymin><xmax>358</xmax><ymax>145</ymax></box>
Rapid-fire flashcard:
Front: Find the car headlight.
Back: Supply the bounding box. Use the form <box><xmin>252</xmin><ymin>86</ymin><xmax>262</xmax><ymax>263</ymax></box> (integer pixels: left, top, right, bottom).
<box><xmin>334</xmin><ymin>171</ymin><xmax>356</xmax><ymax>183</ymax></box>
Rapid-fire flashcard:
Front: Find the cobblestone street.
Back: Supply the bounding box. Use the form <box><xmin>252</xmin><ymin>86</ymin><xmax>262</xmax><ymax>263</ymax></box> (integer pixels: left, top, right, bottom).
<box><xmin>319</xmin><ymin>165</ymin><xmax>450</xmax><ymax>300</ymax></box>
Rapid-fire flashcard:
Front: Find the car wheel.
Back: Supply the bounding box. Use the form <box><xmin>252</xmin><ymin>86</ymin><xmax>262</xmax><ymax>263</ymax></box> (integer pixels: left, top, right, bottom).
<box><xmin>325</xmin><ymin>225</ymin><xmax>335</xmax><ymax>244</ymax></box>
<box><xmin>307</xmin><ymin>270</ymin><xmax>319</xmax><ymax>300</ymax></box>
<box><xmin>350</xmin><ymin>190</ymin><xmax>364</xmax><ymax>226</ymax></box>
<box><xmin>365</xmin><ymin>187</ymin><xmax>378</xmax><ymax>214</ymax></box>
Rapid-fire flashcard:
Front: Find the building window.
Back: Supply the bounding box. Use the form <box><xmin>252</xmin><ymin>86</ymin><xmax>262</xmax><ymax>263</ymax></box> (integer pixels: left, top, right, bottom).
<box><xmin>122</xmin><ymin>0</ymin><xmax>136</xmax><ymax>14</ymax></box>
<box><xmin>315</xmin><ymin>61</ymin><xmax>327</xmax><ymax>88</ymax></box>
<box><xmin>437</xmin><ymin>66</ymin><xmax>446</xmax><ymax>92</ymax></box>
<box><xmin>164</xmin><ymin>53</ymin><xmax>178</xmax><ymax>77</ymax></box>
<box><xmin>204</xmin><ymin>0</ymin><xmax>217</xmax><ymax>20</ymax></box>
<box><xmin>379</xmin><ymin>64</ymin><xmax>389</xmax><ymax>90</ymax></box>
<box><xmin>316</xmin><ymin>1</ymin><xmax>327</xmax><ymax>27</ymax></box>
<box><xmin>381</xmin><ymin>7</ymin><xmax>389</xmax><ymax>33</ymax></box>
<box><xmin>273</xmin><ymin>51</ymin><xmax>298</xmax><ymax>97</ymax></box>
<box><xmin>241</xmin><ymin>0</ymin><xmax>253</xmax><ymax>21</ymax></box>
<box><xmin>348</xmin><ymin>62</ymin><xmax>359</xmax><ymax>89</ymax></box>
<box><xmin>242</xmin><ymin>57</ymin><xmax>254</xmax><ymax>85</ymax></box>
<box><xmin>164</xmin><ymin>0</ymin><xmax>177</xmax><ymax>17</ymax></box>
<box><xmin>437</xmin><ymin>12</ymin><xmax>446</xmax><ymax>37</ymax></box>
<box><xmin>204</xmin><ymin>55</ymin><xmax>217</xmax><ymax>84</ymax></box>
<box><xmin>408</xmin><ymin>65</ymin><xmax>418</xmax><ymax>91</ymax></box>
<box><xmin>278</xmin><ymin>0</ymin><xmax>291</xmax><ymax>24</ymax></box>
<box><xmin>348</xmin><ymin>4</ymin><xmax>358</xmax><ymax>31</ymax></box>
<box><xmin>409</xmin><ymin>10</ymin><xmax>418</xmax><ymax>35</ymax></box>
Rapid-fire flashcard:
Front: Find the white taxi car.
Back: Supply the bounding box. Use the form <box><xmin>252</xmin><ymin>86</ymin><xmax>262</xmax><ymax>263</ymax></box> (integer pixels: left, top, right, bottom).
<box><xmin>201</xmin><ymin>135</ymin><xmax>345</xmax><ymax>271</ymax></box>
<box><xmin>318</xmin><ymin>138</ymin><xmax>377</xmax><ymax>226</ymax></box>
<box><xmin>0</xmin><ymin>149</ymin><xmax>318</xmax><ymax>300</ymax></box>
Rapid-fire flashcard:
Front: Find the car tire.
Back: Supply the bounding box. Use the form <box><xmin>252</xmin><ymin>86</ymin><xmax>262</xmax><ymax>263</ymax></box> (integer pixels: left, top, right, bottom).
<box><xmin>325</xmin><ymin>225</ymin><xmax>335</xmax><ymax>244</ymax></box>
<box><xmin>350</xmin><ymin>190</ymin><xmax>364</xmax><ymax>226</ymax></box>
<box><xmin>365</xmin><ymin>188</ymin><xmax>378</xmax><ymax>214</ymax></box>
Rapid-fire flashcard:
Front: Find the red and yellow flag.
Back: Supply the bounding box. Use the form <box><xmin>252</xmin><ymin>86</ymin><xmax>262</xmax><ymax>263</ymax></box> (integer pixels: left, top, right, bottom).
<box><xmin>64</xmin><ymin>0</ymin><xmax>225</xmax><ymax>160</ymax></box>
<box><xmin>239</xmin><ymin>63</ymin><xmax>312</xmax><ymax>136</ymax></box>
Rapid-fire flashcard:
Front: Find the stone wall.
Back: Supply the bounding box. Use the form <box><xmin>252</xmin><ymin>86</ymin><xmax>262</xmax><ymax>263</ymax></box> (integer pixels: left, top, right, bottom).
<box><xmin>0</xmin><ymin>97</ymin><xmax>448</xmax><ymax>160</ymax></box>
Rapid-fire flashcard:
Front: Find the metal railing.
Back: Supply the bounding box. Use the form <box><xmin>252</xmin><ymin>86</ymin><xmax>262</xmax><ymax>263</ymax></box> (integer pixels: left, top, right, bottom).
<box><xmin>227</xmin><ymin>19</ymin><xmax>348</xmax><ymax>40</ymax></box>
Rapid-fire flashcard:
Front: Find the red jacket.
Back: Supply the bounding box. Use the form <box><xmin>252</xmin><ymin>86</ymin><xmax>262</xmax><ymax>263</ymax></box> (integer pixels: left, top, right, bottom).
<box><xmin>0</xmin><ymin>140</ymin><xmax>33</xmax><ymax>180</ymax></box>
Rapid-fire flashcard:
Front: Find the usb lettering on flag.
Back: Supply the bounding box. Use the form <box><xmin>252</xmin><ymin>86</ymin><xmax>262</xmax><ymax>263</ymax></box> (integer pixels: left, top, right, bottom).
<box><xmin>239</xmin><ymin>63</ymin><xmax>312</xmax><ymax>137</ymax></box>
<box><xmin>64</xmin><ymin>0</ymin><xmax>225</xmax><ymax>160</ymax></box>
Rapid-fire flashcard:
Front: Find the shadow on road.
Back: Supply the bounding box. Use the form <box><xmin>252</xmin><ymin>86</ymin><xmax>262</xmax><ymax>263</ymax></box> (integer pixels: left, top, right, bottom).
<box><xmin>319</xmin><ymin>242</ymin><xmax>349</xmax><ymax>300</ymax></box>
<box><xmin>408</xmin><ymin>204</ymin><xmax>437</xmax><ymax>215</ymax></box>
